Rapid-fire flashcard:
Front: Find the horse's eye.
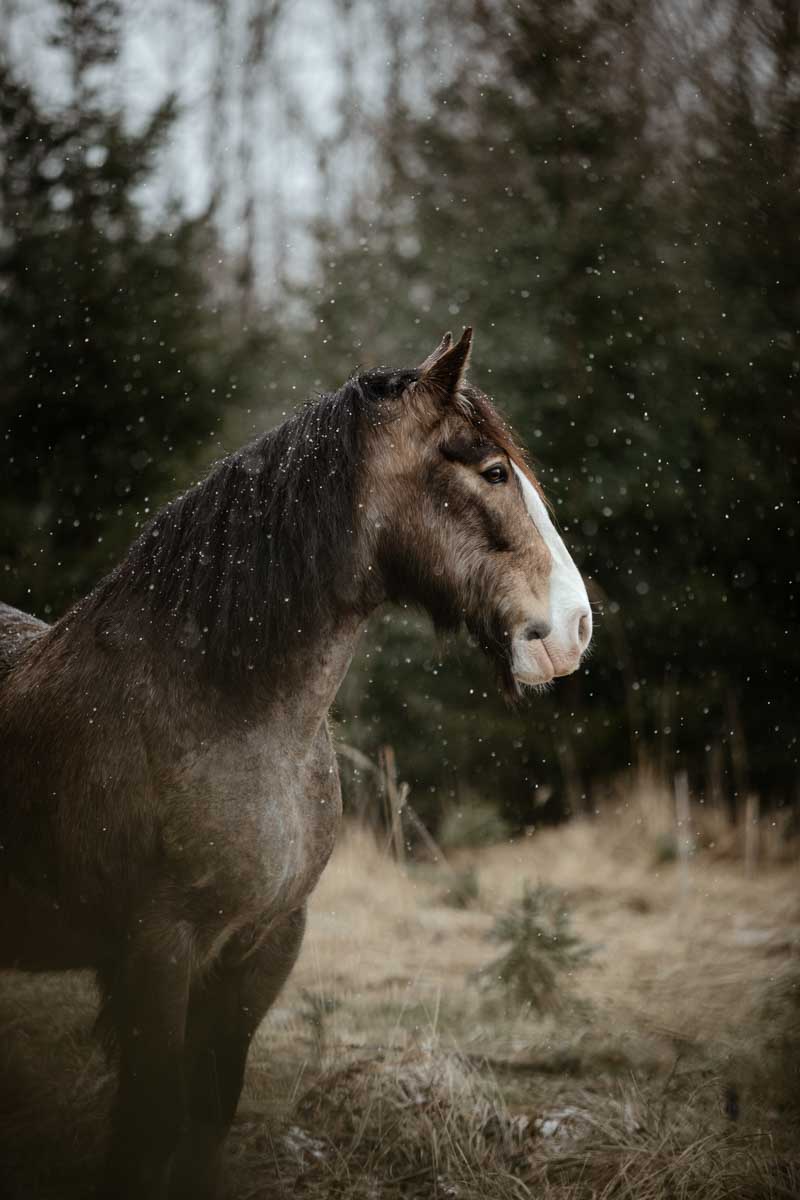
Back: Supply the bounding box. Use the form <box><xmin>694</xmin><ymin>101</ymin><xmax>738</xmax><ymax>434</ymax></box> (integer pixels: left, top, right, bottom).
<box><xmin>481</xmin><ymin>464</ymin><xmax>508</xmax><ymax>485</ymax></box>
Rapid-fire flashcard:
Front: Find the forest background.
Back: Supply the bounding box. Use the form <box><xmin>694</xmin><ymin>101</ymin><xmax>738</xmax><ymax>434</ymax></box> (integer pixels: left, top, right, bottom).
<box><xmin>2</xmin><ymin>0</ymin><xmax>798</xmax><ymax>834</ymax></box>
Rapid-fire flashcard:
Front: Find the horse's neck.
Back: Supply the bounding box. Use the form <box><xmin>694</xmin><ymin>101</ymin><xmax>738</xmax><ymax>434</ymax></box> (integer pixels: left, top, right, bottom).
<box><xmin>70</xmin><ymin>584</ymin><xmax>366</xmax><ymax>755</ymax></box>
<box><xmin>264</xmin><ymin>613</ymin><xmax>364</xmax><ymax>745</ymax></box>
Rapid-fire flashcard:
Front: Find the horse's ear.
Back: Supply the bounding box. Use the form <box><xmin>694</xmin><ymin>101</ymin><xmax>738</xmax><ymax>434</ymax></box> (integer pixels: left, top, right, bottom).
<box><xmin>419</xmin><ymin>326</ymin><xmax>473</xmax><ymax>398</ymax></box>
<box><xmin>418</xmin><ymin>331</ymin><xmax>453</xmax><ymax>373</ymax></box>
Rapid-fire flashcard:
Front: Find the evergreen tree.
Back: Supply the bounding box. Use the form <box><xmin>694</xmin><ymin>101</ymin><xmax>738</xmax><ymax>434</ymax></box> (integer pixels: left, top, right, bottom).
<box><xmin>675</xmin><ymin>0</ymin><xmax>800</xmax><ymax>801</ymax></box>
<box><xmin>0</xmin><ymin>0</ymin><xmax>228</xmax><ymax>616</ymax></box>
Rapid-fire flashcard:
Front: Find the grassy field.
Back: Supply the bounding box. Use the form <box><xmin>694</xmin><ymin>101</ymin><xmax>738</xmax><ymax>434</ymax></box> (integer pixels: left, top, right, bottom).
<box><xmin>1</xmin><ymin>795</ymin><xmax>798</xmax><ymax>1198</ymax></box>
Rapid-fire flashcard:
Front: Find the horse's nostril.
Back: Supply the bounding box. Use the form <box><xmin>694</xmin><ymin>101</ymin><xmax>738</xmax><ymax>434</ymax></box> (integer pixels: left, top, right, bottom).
<box><xmin>578</xmin><ymin>611</ymin><xmax>591</xmax><ymax>644</ymax></box>
<box><xmin>524</xmin><ymin>620</ymin><xmax>551</xmax><ymax>642</ymax></box>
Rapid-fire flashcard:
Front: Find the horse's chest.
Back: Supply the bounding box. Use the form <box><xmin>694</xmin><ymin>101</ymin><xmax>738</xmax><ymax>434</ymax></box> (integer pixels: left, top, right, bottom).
<box><xmin>164</xmin><ymin>729</ymin><xmax>341</xmax><ymax>929</ymax></box>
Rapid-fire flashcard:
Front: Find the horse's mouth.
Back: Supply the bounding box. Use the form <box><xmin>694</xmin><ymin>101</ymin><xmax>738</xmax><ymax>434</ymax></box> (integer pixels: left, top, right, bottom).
<box><xmin>511</xmin><ymin>636</ymin><xmax>584</xmax><ymax>686</ymax></box>
<box><xmin>511</xmin><ymin>635</ymin><xmax>554</xmax><ymax>683</ymax></box>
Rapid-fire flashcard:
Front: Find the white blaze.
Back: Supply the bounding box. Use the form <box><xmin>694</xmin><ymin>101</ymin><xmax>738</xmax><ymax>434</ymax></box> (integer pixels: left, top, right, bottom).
<box><xmin>510</xmin><ymin>461</ymin><xmax>592</xmax><ymax>681</ymax></box>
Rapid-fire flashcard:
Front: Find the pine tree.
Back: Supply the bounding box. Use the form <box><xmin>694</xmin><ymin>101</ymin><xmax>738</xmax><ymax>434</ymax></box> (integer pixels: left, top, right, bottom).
<box><xmin>676</xmin><ymin>0</ymin><xmax>800</xmax><ymax>801</ymax></box>
<box><xmin>0</xmin><ymin>0</ymin><xmax>228</xmax><ymax>616</ymax></box>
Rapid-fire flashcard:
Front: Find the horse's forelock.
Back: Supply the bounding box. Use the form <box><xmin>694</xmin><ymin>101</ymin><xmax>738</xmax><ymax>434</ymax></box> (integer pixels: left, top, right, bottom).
<box><xmin>458</xmin><ymin>386</ymin><xmax>552</xmax><ymax>513</ymax></box>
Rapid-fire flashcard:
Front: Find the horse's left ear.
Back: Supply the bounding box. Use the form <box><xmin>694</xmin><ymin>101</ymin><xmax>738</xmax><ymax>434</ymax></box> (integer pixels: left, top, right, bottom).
<box><xmin>419</xmin><ymin>326</ymin><xmax>473</xmax><ymax>398</ymax></box>
<box><xmin>418</xmin><ymin>331</ymin><xmax>453</xmax><ymax>372</ymax></box>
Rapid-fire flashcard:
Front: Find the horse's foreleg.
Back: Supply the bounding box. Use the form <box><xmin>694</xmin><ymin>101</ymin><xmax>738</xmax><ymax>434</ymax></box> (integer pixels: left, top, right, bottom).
<box><xmin>102</xmin><ymin>919</ymin><xmax>194</xmax><ymax>1200</ymax></box>
<box><xmin>169</xmin><ymin>905</ymin><xmax>307</xmax><ymax>1200</ymax></box>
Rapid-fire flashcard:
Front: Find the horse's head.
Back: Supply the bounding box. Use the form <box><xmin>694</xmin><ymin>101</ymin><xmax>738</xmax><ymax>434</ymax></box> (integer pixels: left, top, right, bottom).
<box><xmin>361</xmin><ymin>328</ymin><xmax>592</xmax><ymax>695</ymax></box>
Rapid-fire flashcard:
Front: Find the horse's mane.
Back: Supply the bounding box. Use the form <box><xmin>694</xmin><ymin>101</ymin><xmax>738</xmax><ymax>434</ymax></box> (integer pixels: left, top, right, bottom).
<box><xmin>87</xmin><ymin>374</ymin><xmax>388</xmax><ymax>683</ymax></box>
<box><xmin>81</xmin><ymin>366</ymin><xmax>534</xmax><ymax>686</ymax></box>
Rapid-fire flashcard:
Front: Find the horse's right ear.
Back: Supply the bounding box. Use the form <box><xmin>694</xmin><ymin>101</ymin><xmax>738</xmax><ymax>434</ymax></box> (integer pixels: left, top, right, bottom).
<box><xmin>419</xmin><ymin>326</ymin><xmax>473</xmax><ymax>399</ymax></box>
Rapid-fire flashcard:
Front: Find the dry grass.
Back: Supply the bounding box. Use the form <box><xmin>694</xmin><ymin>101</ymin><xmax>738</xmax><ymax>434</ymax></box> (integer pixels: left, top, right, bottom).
<box><xmin>0</xmin><ymin>796</ymin><xmax>798</xmax><ymax>1198</ymax></box>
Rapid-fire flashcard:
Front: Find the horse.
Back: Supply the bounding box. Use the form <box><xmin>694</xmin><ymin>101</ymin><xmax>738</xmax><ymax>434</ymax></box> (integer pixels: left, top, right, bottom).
<box><xmin>0</xmin><ymin>328</ymin><xmax>592</xmax><ymax>1198</ymax></box>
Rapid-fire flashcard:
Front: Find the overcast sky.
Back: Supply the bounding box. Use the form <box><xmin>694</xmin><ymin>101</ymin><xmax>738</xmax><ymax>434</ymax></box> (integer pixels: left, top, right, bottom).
<box><xmin>3</xmin><ymin>0</ymin><xmax>447</xmax><ymax>287</ymax></box>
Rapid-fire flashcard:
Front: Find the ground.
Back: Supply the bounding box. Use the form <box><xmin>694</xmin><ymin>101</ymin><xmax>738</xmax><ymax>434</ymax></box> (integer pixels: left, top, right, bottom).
<box><xmin>0</xmin><ymin>806</ymin><xmax>798</xmax><ymax>1198</ymax></box>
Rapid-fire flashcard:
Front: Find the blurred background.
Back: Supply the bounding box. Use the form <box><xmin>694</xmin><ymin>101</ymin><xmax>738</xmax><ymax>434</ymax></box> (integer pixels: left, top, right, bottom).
<box><xmin>1</xmin><ymin>0</ymin><xmax>798</xmax><ymax>837</ymax></box>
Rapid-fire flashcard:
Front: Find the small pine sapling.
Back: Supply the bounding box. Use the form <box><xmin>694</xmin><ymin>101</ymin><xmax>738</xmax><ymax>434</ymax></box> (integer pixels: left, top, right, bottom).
<box><xmin>474</xmin><ymin>883</ymin><xmax>592</xmax><ymax>1014</ymax></box>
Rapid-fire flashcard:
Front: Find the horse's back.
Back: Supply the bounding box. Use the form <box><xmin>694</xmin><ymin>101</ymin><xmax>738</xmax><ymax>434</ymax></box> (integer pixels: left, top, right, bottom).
<box><xmin>0</xmin><ymin>602</ymin><xmax>49</xmax><ymax>677</ymax></box>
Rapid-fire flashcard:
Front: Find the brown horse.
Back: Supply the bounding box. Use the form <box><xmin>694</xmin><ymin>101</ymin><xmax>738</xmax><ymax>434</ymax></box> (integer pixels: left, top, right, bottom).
<box><xmin>0</xmin><ymin>329</ymin><xmax>591</xmax><ymax>1198</ymax></box>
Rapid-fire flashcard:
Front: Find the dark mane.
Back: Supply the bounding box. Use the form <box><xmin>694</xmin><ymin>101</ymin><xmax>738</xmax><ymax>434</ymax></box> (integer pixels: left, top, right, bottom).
<box><xmin>86</xmin><ymin>372</ymin><xmax>409</xmax><ymax>685</ymax></box>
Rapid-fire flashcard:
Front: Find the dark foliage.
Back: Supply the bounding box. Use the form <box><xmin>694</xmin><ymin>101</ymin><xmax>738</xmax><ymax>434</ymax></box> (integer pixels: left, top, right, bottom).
<box><xmin>0</xmin><ymin>3</ymin><xmax>229</xmax><ymax>618</ymax></box>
